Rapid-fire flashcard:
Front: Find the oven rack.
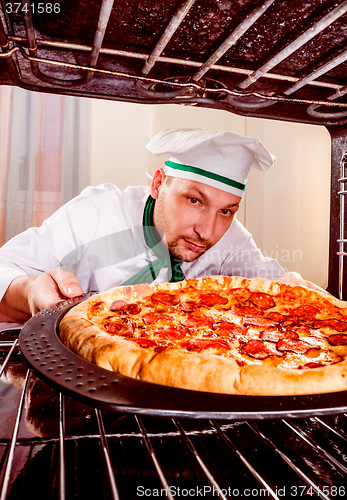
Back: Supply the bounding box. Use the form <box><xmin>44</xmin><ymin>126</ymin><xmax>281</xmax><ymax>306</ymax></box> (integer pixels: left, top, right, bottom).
<box><xmin>1</xmin><ymin>330</ymin><xmax>347</xmax><ymax>500</ymax></box>
<box><xmin>2</xmin><ymin>0</ymin><xmax>347</xmax><ymax>126</ymax></box>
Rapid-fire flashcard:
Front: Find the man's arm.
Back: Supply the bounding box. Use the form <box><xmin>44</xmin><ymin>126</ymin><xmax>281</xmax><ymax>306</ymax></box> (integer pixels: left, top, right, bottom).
<box><xmin>0</xmin><ymin>267</ymin><xmax>83</xmax><ymax>322</ymax></box>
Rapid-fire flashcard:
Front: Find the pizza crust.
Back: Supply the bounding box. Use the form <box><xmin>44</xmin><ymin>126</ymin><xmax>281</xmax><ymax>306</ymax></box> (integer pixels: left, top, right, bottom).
<box><xmin>59</xmin><ymin>276</ymin><xmax>347</xmax><ymax>396</ymax></box>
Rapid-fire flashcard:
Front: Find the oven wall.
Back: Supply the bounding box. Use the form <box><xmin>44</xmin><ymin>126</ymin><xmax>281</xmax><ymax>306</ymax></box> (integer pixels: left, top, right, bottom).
<box><xmin>91</xmin><ymin>99</ymin><xmax>331</xmax><ymax>289</ymax></box>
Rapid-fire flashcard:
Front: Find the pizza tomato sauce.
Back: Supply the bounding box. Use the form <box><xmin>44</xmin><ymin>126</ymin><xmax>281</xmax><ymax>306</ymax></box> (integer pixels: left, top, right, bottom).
<box><xmin>87</xmin><ymin>284</ymin><xmax>347</xmax><ymax>371</ymax></box>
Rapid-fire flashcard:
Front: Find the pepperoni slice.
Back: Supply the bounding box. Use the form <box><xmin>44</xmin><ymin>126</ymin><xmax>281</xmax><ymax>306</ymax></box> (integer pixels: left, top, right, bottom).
<box><xmin>153</xmin><ymin>326</ymin><xmax>189</xmax><ymax>339</ymax></box>
<box><xmin>132</xmin><ymin>338</ymin><xmax>156</xmax><ymax>347</ymax></box>
<box><xmin>288</xmin><ymin>305</ymin><xmax>318</xmax><ymax>319</ymax></box>
<box><xmin>230</xmin><ymin>287</ymin><xmax>253</xmax><ymax>302</ymax></box>
<box><xmin>242</xmin><ymin>316</ymin><xmax>277</xmax><ymax>328</ymax></box>
<box><xmin>241</xmin><ymin>339</ymin><xmax>283</xmax><ymax>359</ymax></box>
<box><xmin>179</xmin><ymin>301</ymin><xmax>198</xmax><ymax>313</ymax></box>
<box><xmin>103</xmin><ymin>317</ymin><xmax>134</xmax><ymax>336</ymax></box>
<box><xmin>313</xmin><ymin>319</ymin><xmax>347</xmax><ymax>332</ymax></box>
<box><xmin>327</xmin><ymin>319</ymin><xmax>347</xmax><ymax>332</ymax></box>
<box><xmin>292</xmin><ymin>327</ymin><xmax>312</xmax><ymax>336</ymax></box>
<box><xmin>250</xmin><ymin>293</ymin><xmax>275</xmax><ymax>309</ymax></box>
<box><xmin>151</xmin><ymin>292</ymin><xmax>180</xmax><ymax>306</ymax></box>
<box><xmin>266</xmin><ymin>312</ymin><xmax>285</xmax><ymax>322</ymax></box>
<box><xmin>142</xmin><ymin>312</ymin><xmax>172</xmax><ymax>325</ymax></box>
<box><xmin>110</xmin><ymin>301</ymin><xmax>142</xmax><ymax>315</ymax></box>
<box><xmin>277</xmin><ymin>338</ymin><xmax>313</xmax><ymax>354</ymax></box>
<box><xmin>110</xmin><ymin>300</ymin><xmax>127</xmax><ymax>310</ymax></box>
<box><xmin>328</xmin><ymin>334</ymin><xmax>347</xmax><ymax>346</ymax></box>
<box><xmin>265</xmin><ymin>312</ymin><xmax>299</xmax><ymax>330</ymax></box>
<box><xmin>198</xmin><ymin>293</ymin><xmax>228</xmax><ymax>307</ymax></box>
<box><xmin>260</xmin><ymin>330</ymin><xmax>299</xmax><ymax>342</ymax></box>
<box><xmin>213</xmin><ymin>322</ymin><xmax>248</xmax><ymax>335</ymax></box>
<box><xmin>184</xmin><ymin>339</ymin><xmax>230</xmax><ymax>352</ymax></box>
<box><xmin>282</xmin><ymin>319</ymin><xmax>298</xmax><ymax>328</ymax></box>
<box><xmin>180</xmin><ymin>316</ymin><xmax>214</xmax><ymax>328</ymax></box>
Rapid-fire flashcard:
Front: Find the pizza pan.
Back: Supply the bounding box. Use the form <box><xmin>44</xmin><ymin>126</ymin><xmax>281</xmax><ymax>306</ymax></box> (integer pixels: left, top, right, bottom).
<box><xmin>19</xmin><ymin>295</ymin><xmax>347</xmax><ymax>421</ymax></box>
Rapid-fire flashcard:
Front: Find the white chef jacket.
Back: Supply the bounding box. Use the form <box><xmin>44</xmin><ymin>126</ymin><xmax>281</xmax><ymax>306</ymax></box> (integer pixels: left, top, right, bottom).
<box><xmin>0</xmin><ymin>183</ymin><xmax>284</xmax><ymax>303</ymax></box>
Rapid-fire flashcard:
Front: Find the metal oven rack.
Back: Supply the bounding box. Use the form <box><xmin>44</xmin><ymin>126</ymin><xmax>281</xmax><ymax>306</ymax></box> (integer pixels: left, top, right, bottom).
<box><xmin>2</xmin><ymin>0</ymin><xmax>347</xmax><ymax>125</ymax></box>
<box><xmin>338</xmin><ymin>153</ymin><xmax>347</xmax><ymax>300</ymax></box>
<box><xmin>1</xmin><ymin>327</ymin><xmax>347</xmax><ymax>500</ymax></box>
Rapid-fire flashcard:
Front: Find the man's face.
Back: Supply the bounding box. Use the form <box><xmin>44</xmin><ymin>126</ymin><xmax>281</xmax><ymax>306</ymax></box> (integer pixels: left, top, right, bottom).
<box><xmin>150</xmin><ymin>169</ymin><xmax>241</xmax><ymax>262</ymax></box>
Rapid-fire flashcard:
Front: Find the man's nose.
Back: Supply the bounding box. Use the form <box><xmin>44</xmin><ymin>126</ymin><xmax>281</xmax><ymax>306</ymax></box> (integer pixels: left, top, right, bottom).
<box><xmin>193</xmin><ymin>212</ymin><xmax>216</xmax><ymax>241</ymax></box>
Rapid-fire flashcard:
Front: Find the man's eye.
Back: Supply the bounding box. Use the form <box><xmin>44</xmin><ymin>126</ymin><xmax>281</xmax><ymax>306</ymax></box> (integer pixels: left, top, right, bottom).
<box><xmin>220</xmin><ymin>209</ymin><xmax>233</xmax><ymax>216</ymax></box>
<box><xmin>189</xmin><ymin>198</ymin><xmax>200</xmax><ymax>205</ymax></box>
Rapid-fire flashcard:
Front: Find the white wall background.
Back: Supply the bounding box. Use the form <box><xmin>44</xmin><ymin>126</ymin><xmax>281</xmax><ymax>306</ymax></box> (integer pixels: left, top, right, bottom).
<box><xmin>91</xmin><ymin>100</ymin><xmax>331</xmax><ymax>288</ymax></box>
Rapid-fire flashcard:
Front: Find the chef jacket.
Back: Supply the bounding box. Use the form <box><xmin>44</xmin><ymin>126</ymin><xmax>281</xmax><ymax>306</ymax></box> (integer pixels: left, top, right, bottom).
<box><xmin>0</xmin><ymin>183</ymin><xmax>285</xmax><ymax>303</ymax></box>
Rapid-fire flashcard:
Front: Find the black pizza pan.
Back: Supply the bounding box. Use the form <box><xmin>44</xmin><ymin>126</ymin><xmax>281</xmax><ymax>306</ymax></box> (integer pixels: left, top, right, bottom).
<box><xmin>18</xmin><ymin>295</ymin><xmax>347</xmax><ymax>420</ymax></box>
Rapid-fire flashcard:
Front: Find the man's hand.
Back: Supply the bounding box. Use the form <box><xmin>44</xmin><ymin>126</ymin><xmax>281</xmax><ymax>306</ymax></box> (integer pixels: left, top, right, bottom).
<box><xmin>27</xmin><ymin>266</ymin><xmax>83</xmax><ymax>315</ymax></box>
<box><xmin>0</xmin><ymin>267</ymin><xmax>83</xmax><ymax>322</ymax></box>
<box><xmin>279</xmin><ymin>271</ymin><xmax>328</xmax><ymax>294</ymax></box>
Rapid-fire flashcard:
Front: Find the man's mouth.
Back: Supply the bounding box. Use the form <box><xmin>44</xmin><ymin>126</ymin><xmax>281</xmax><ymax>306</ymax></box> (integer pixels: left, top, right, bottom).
<box><xmin>183</xmin><ymin>239</ymin><xmax>207</xmax><ymax>253</ymax></box>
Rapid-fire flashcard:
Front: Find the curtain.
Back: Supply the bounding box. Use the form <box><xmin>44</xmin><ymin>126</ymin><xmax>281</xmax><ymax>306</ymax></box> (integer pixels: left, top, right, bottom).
<box><xmin>0</xmin><ymin>86</ymin><xmax>13</xmax><ymax>245</ymax></box>
<box><xmin>0</xmin><ymin>86</ymin><xmax>91</xmax><ymax>245</ymax></box>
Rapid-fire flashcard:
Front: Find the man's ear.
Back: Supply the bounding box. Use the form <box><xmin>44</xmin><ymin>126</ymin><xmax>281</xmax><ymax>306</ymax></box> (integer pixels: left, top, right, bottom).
<box><xmin>150</xmin><ymin>168</ymin><xmax>166</xmax><ymax>199</ymax></box>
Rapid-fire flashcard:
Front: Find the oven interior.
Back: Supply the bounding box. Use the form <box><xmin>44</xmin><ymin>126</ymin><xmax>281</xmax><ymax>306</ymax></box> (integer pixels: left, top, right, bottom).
<box><xmin>2</xmin><ymin>1</ymin><xmax>347</xmax><ymax>498</ymax></box>
<box><xmin>2</xmin><ymin>326</ymin><xmax>347</xmax><ymax>500</ymax></box>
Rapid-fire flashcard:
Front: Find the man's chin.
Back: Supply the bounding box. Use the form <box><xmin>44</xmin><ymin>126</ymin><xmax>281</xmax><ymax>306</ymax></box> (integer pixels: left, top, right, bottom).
<box><xmin>170</xmin><ymin>244</ymin><xmax>207</xmax><ymax>262</ymax></box>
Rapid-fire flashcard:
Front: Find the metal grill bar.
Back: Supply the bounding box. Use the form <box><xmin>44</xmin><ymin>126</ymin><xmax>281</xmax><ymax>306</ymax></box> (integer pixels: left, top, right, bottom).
<box><xmin>210</xmin><ymin>420</ymin><xmax>280</xmax><ymax>500</ymax></box>
<box><xmin>0</xmin><ymin>339</ymin><xmax>18</xmax><ymax>377</ymax></box>
<box><xmin>59</xmin><ymin>393</ymin><xmax>66</xmax><ymax>500</ymax></box>
<box><xmin>284</xmin><ymin>50</ymin><xmax>347</xmax><ymax>97</ymax></box>
<box><xmin>338</xmin><ymin>154</ymin><xmax>347</xmax><ymax>299</ymax></box>
<box><xmin>282</xmin><ymin>419</ymin><xmax>347</xmax><ymax>476</ymax></box>
<box><xmin>238</xmin><ymin>1</ymin><xmax>347</xmax><ymax>90</ymax></box>
<box><xmin>0</xmin><ymin>8</ymin><xmax>18</xmax><ymax>83</ymax></box>
<box><xmin>141</xmin><ymin>0</ymin><xmax>196</xmax><ymax>76</ymax></box>
<box><xmin>20</xmin><ymin>0</ymin><xmax>114</xmax><ymax>86</ymax></box>
<box><xmin>135</xmin><ymin>415</ymin><xmax>175</xmax><ymax>500</ymax></box>
<box><xmin>0</xmin><ymin>369</ymin><xmax>31</xmax><ymax>500</ymax></box>
<box><xmin>95</xmin><ymin>409</ymin><xmax>120</xmax><ymax>500</ymax></box>
<box><xmin>307</xmin><ymin>86</ymin><xmax>347</xmax><ymax>119</ymax></box>
<box><xmin>192</xmin><ymin>0</ymin><xmax>275</xmax><ymax>83</ymax></box>
<box><xmin>247</xmin><ymin>422</ymin><xmax>331</xmax><ymax>500</ymax></box>
<box><xmin>313</xmin><ymin>416</ymin><xmax>347</xmax><ymax>442</ymax></box>
<box><xmin>89</xmin><ymin>0</ymin><xmax>115</xmax><ymax>69</ymax></box>
<box><xmin>172</xmin><ymin>418</ymin><xmax>229</xmax><ymax>500</ymax></box>
<box><xmin>136</xmin><ymin>0</ymin><xmax>197</xmax><ymax>97</ymax></box>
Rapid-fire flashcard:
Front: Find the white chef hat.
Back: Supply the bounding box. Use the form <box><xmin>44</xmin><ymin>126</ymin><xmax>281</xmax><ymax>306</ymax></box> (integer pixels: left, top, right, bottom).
<box><xmin>146</xmin><ymin>128</ymin><xmax>276</xmax><ymax>197</ymax></box>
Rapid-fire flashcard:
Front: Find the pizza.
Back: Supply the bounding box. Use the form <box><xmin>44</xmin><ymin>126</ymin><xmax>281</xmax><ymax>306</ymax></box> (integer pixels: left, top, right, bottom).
<box><xmin>59</xmin><ymin>276</ymin><xmax>347</xmax><ymax>396</ymax></box>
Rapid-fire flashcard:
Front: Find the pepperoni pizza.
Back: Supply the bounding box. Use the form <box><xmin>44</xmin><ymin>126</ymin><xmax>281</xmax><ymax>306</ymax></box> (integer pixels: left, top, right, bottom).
<box><xmin>59</xmin><ymin>276</ymin><xmax>347</xmax><ymax>396</ymax></box>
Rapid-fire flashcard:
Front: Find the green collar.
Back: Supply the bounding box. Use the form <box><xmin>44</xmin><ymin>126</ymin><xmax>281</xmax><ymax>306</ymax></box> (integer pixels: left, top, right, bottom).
<box><xmin>120</xmin><ymin>195</ymin><xmax>185</xmax><ymax>286</ymax></box>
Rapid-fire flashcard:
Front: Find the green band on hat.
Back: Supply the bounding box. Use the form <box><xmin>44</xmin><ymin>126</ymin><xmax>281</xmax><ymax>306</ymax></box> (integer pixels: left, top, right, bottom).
<box><xmin>165</xmin><ymin>160</ymin><xmax>246</xmax><ymax>191</ymax></box>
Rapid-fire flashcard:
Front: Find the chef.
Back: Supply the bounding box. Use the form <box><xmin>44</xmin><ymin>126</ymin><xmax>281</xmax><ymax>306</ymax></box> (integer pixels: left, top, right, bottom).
<box><xmin>0</xmin><ymin>128</ymin><xmax>317</xmax><ymax>324</ymax></box>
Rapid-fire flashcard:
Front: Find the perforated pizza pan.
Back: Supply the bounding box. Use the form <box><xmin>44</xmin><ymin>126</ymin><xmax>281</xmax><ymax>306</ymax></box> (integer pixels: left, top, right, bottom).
<box><xmin>19</xmin><ymin>295</ymin><xmax>347</xmax><ymax>420</ymax></box>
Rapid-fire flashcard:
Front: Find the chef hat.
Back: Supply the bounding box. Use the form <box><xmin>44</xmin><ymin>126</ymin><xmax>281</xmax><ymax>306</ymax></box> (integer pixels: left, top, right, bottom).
<box><xmin>146</xmin><ymin>128</ymin><xmax>276</xmax><ymax>197</ymax></box>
